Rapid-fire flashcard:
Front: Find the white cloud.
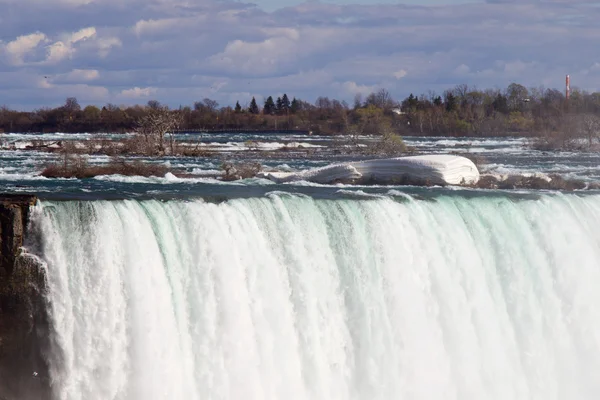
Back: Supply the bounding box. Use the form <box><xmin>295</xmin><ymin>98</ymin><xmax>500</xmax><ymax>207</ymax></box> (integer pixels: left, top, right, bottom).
<box><xmin>0</xmin><ymin>26</ymin><xmax>118</xmax><ymax>67</ymax></box>
<box><xmin>2</xmin><ymin>32</ymin><xmax>47</xmax><ymax>65</ymax></box>
<box><xmin>96</xmin><ymin>37</ymin><xmax>122</xmax><ymax>58</ymax></box>
<box><xmin>45</xmin><ymin>27</ymin><xmax>97</xmax><ymax>63</ymax></box>
<box><xmin>454</xmin><ymin>64</ymin><xmax>471</xmax><ymax>75</ymax></box>
<box><xmin>133</xmin><ymin>18</ymin><xmax>194</xmax><ymax>37</ymax></box>
<box><xmin>38</xmin><ymin>77</ymin><xmax>54</xmax><ymax>89</ymax></box>
<box><xmin>209</xmin><ymin>36</ymin><xmax>299</xmax><ymax>75</ymax></box>
<box><xmin>68</xmin><ymin>27</ymin><xmax>96</xmax><ymax>43</ymax></box>
<box><xmin>393</xmin><ymin>69</ymin><xmax>408</xmax><ymax>79</ymax></box>
<box><xmin>46</xmin><ymin>41</ymin><xmax>71</xmax><ymax>63</ymax></box>
<box><xmin>119</xmin><ymin>87</ymin><xmax>158</xmax><ymax>98</ymax></box>
<box><xmin>66</xmin><ymin>69</ymin><xmax>100</xmax><ymax>81</ymax></box>
<box><xmin>339</xmin><ymin>81</ymin><xmax>377</xmax><ymax>96</ymax></box>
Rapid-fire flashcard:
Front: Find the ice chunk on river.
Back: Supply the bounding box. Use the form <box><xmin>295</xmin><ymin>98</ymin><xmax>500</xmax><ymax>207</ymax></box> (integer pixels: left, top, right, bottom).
<box><xmin>257</xmin><ymin>155</ymin><xmax>480</xmax><ymax>185</ymax></box>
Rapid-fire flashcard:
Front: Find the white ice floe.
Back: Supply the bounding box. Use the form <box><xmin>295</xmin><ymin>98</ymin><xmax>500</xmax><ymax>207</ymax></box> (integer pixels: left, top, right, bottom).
<box><xmin>257</xmin><ymin>155</ymin><xmax>480</xmax><ymax>185</ymax></box>
<box><xmin>258</xmin><ymin>163</ymin><xmax>362</xmax><ymax>184</ymax></box>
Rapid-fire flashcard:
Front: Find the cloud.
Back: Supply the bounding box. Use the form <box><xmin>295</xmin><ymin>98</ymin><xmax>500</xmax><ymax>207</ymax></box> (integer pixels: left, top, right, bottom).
<box><xmin>133</xmin><ymin>18</ymin><xmax>174</xmax><ymax>37</ymax></box>
<box><xmin>1</xmin><ymin>26</ymin><xmax>121</xmax><ymax>67</ymax></box>
<box><xmin>454</xmin><ymin>64</ymin><xmax>471</xmax><ymax>75</ymax></box>
<box><xmin>96</xmin><ymin>37</ymin><xmax>122</xmax><ymax>58</ymax></box>
<box><xmin>45</xmin><ymin>27</ymin><xmax>97</xmax><ymax>63</ymax></box>
<box><xmin>393</xmin><ymin>69</ymin><xmax>408</xmax><ymax>79</ymax></box>
<box><xmin>208</xmin><ymin>34</ymin><xmax>303</xmax><ymax>76</ymax></box>
<box><xmin>1</xmin><ymin>32</ymin><xmax>47</xmax><ymax>65</ymax></box>
<box><xmin>1</xmin><ymin>0</ymin><xmax>600</xmax><ymax>109</ymax></box>
<box><xmin>65</xmin><ymin>69</ymin><xmax>100</xmax><ymax>81</ymax></box>
<box><xmin>46</xmin><ymin>41</ymin><xmax>72</xmax><ymax>64</ymax></box>
<box><xmin>119</xmin><ymin>87</ymin><xmax>158</xmax><ymax>98</ymax></box>
<box><xmin>339</xmin><ymin>81</ymin><xmax>378</xmax><ymax>96</ymax></box>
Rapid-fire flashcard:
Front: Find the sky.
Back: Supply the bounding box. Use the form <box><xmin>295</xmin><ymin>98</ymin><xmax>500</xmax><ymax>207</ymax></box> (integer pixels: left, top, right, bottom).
<box><xmin>0</xmin><ymin>0</ymin><xmax>599</xmax><ymax>110</ymax></box>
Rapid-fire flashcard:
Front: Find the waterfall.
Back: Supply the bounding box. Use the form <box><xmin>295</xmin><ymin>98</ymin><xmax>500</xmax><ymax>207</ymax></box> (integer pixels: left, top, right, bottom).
<box><xmin>30</xmin><ymin>193</ymin><xmax>600</xmax><ymax>400</ymax></box>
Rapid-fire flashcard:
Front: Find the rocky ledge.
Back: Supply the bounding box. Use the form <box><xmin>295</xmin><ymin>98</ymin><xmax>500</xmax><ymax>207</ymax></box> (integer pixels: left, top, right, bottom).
<box><xmin>0</xmin><ymin>194</ymin><xmax>51</xmax><ymax>400</ymax></box>
<box><xmin>1</xmin><ymin>195</ymin><xmax>37</xmax><ymax>274</ymax></box>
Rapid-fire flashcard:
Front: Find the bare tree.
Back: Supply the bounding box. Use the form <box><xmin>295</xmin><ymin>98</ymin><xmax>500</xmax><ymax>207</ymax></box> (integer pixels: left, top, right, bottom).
<box><xmin>203</xmin><ymin>98</ymin><xmax>219</xmax><ymax>112</ymax></box>
<box><xmin>581</xmin><ymin>114</ymin><xmax>600</xmax><ymax>146</ymax></box>
<box><xmin>64</xmin><ymin>97</ymin><xmax>81</xmax><ymax>112</ymax></box>
<box><xmin>147</xmin><ymin>100</ymin><xmax>162</xmax><ymax>110</ymax></box>
<box><xmin>364</xmin><ymin>89</ymin><xmax>394</xmax><ymax>110</ymax></box>
<box><xmin>135</xmin><ymin>107</ymin><xmax>183</xmax><ymax>155</ymax></box>
<box><xmin>315</xmin><ymin>96</ymin><xmax>332</xmax><ymax>109</ymax></box>
<box><xmin>453</xmin><ymin>84</ymin><xmax>469</xmax><ymax>100</ymax></box>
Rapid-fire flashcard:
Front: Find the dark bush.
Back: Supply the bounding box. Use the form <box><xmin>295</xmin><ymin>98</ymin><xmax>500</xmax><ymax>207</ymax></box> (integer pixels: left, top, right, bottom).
<box><xmin>41</xmin><ymin>156</ymin><xmax>169</xmax><ymax>178</ymax></box>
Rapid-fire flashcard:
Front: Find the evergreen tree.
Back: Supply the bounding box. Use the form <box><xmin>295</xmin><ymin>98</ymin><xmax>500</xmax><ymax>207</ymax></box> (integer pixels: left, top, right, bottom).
<box><xmin>249</xmin><ymin>97</ymin><xmax>259</xmax><ymax>114</ymax></box>
<box><xmin>234</xmin><ymin>101</ymin><xmax>242</xmax><ymax>113</ymax></box>
<box><xmin>281</xmin><ymin>94</ymin><xmax>291</xmax><ymax>113</ymax></box>
<box><xmin>276</xmin><ymin>97</ymin><xmax>283</xmax><ymax>114</ymax></box>
<box><xmin>445</xmin><ymin>92</ymin><xmax>457</xmax><ymax>112</ymax></box>
<box><xmin>492</xmin><ymin>93</ymin><xmax>509</xmax><ymax>114</ymax></box>
<box><xmin>290</xmin><ymin>97</ymin><xmax>300</xmax><ymax>114</ymax></box>
<box><xmin>403</xmin><ymin>93</ymin><xmax>418</xmax><ymax>111</ymax></box>
<box><xmin>433</xmin><ymin>96</ymin><xmax>443</xmax><ymax>107</ymax></box>
<box><xmin>263</xmin><ymin>96</ymin><xmax>275</xmax><ymax>115</ymax></box>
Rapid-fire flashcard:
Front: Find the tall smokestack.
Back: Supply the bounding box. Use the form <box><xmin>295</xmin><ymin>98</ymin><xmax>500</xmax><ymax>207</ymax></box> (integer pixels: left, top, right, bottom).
<box><xmin>566</xmin><ymin>74</ymin><xmax>571</xmax><ymax>100</ymax></box>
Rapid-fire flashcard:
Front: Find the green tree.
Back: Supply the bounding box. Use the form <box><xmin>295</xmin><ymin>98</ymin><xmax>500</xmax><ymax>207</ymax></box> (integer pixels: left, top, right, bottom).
<box><xmin>281</xmin><ymin>94</ymin><xmax>291</xmax><ymax>113</ymax></box>
<box><xmin>82</xmin><ymin>105</ymin><xmax>101</xmax><ymax>125</ymax></box>
<box><xmin>263</xmin><ymin>96</ymin><xmax>275</xmax><ymax>115</ymax></box>
<box><xmin>445</xmin><ymin>92</ymin><xmax>457</xmax><ymax>112</ymax></box>
<box><xmin>506</xmin><ymin>83</ymin><xmax>529</xmax><ymax>112</ymax></box>
<box><xmin>276</xmin><ymin>97</ymin><xmax>283</xmax><ymax>114</ymax></box>
<box><xmin>290</xmin><ymin>98</ymin><xmax>300</xmax><ymax>114</ymax></box>
<box><xmin>403</xmin><ymin>94</ymin><xmax>419</xmax><ymax>112</ymax></box>
<box><xmin>493</xmin><ymin>94</ymin><xmax>509</xmax><ymax>114</ymax></box>
<box><xmin>249</xmin><ymin>97</ymin><xmax>260</xmax><ymax>114</ymax></box>
<box><xmin>234</xmin><ymin>101</ymin><xmax>242</xmax><ymax>113</ymax></box>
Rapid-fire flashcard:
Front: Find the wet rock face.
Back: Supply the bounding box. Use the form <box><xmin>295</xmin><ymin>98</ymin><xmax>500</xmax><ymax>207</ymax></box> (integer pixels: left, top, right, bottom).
<box><xmin>0</xmin><ymin>196</ymin><xmax>30</xmax><ymax>276</ymax></box>
<box><xmin>0</xmin><ymin>195</ymin><xmax>51</xmax><ymax>400</ymax></box>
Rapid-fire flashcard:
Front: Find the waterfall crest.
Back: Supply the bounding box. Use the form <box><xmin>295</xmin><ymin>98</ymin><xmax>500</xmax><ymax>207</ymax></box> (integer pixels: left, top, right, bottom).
<box><xmin>32</xmin><ymin>194</ymin><xmax>600</xmax><ymax>400</ymax></box>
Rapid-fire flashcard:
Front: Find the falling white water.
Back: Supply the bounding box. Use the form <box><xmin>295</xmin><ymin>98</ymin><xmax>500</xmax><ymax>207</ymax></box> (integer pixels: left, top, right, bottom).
<box><xmin>30</xmin><ymin>193</ymin><xmax>600</xmax><ymax>400</ymax></box>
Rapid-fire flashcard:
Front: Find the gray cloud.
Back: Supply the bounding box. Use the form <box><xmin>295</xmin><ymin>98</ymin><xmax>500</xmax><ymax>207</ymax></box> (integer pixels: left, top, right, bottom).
<box><xmin>0</xmin><ymin>0</ymin><xmax>599</xmax><ymax>109</ymax></box>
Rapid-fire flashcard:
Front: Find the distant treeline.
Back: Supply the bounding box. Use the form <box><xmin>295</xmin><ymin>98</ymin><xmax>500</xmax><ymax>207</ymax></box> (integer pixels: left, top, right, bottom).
<box><xmin>1</xmin><ymin>83</ymin><xmax>600</xmax><ymax>145</ymax></box>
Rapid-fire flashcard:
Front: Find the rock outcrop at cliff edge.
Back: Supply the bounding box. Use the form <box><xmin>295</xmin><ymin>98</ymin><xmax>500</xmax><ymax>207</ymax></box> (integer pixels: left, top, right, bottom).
<box><xmin>0</xmin><ymin>195</ymin><xmax>51</xmax><ymax>400</ymax></box>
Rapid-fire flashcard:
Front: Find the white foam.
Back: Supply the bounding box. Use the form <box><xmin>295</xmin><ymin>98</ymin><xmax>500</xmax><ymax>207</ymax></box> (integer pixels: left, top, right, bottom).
<box><xmin>35</xmin><ymin>194</ymin><xmax>600</xmax><ymax>400</ymax></box>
